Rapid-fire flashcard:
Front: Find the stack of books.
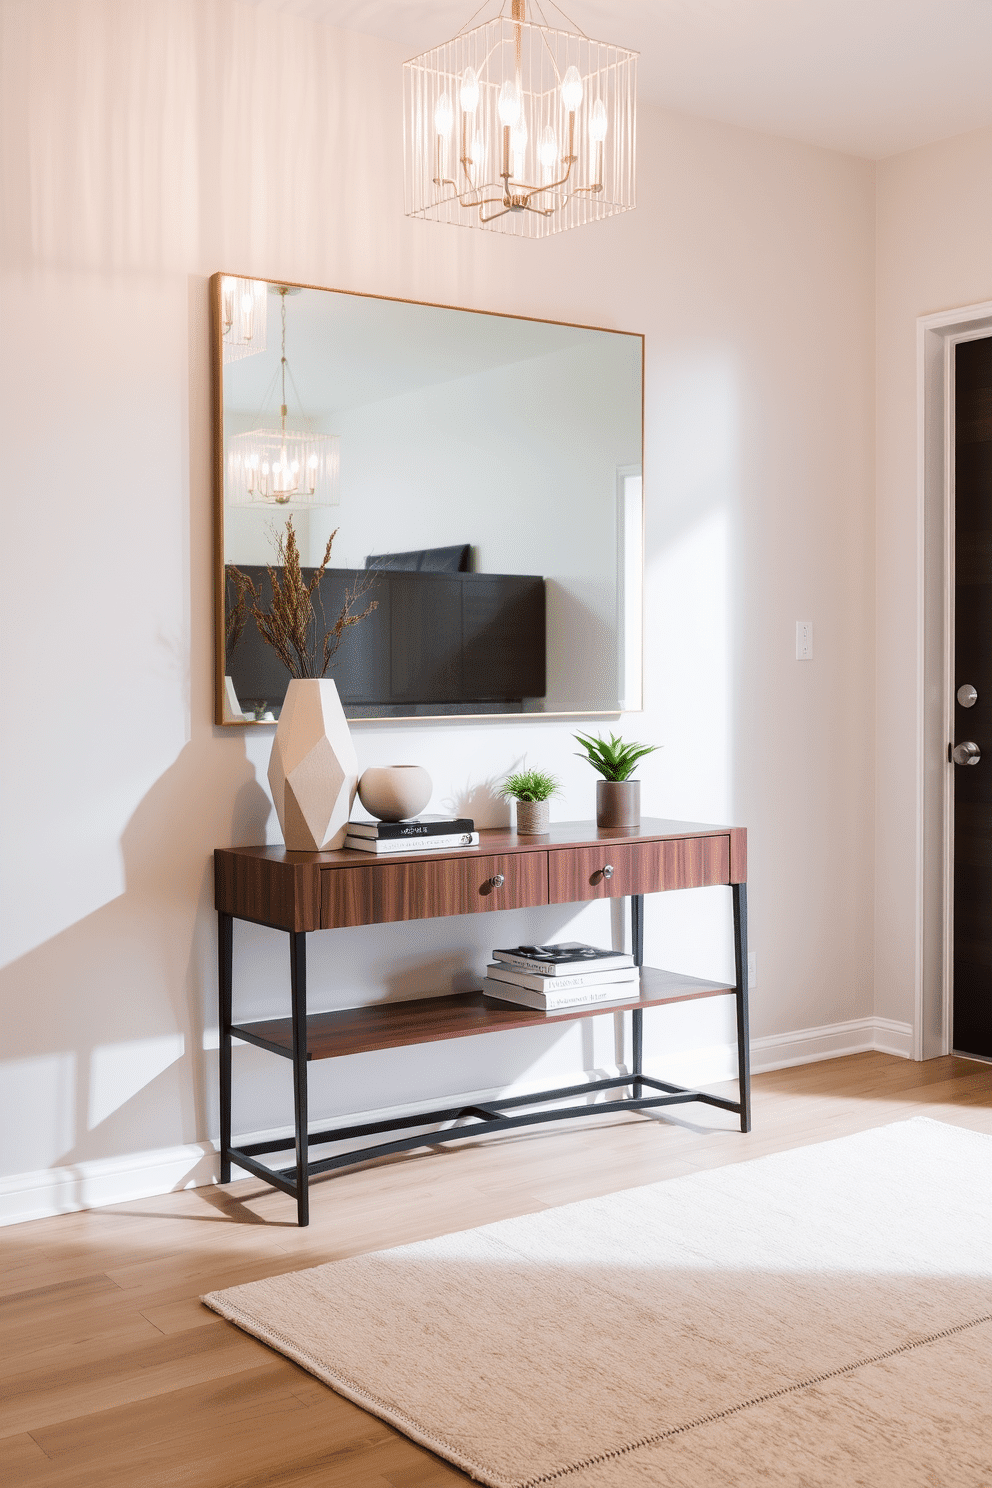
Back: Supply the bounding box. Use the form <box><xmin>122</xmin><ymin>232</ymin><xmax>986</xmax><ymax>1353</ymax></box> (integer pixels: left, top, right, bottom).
<box><xmin>344</xmin><ymin>815</ymin><xmax>479</xmax><ymax>854</ymax></box>
<box><xmin>482</xmin><ymin>942</ymin><xmax>639</xmax><ymax>1010</ymax></box>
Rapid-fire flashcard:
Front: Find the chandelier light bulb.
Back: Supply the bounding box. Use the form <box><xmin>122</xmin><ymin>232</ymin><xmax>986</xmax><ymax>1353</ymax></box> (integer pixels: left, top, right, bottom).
<box><xmin>460</xmin><ymin>66</ymin><xmax>480</xmax><ymax>112</ymax></box>
<box><xmin>471</xmin><ymin>134</ymin><xmax>486</xmax><ymax>175</ymax></box>
<box><xmin>434</xmin><ymin>92</ymin><xmax>453</xmax><ymax>137</ymax></box>
<box><xmin>589</xmin><ymin>98</ymin><xmax>608</xmax><ymax>142</ymax></box>
<box><xmin>498</xmin><ymin>79</ymin><xmax>521</xmax><ymax>127</ymax></box>
<box><xmin>560</xmin><ymin>65</ymin><xmax>583</xmax><ymax>112</ymax></box>
<box><xmin>538</xmin><ymin>124</ymin><xmax>558</xmax><ymax>170</ymax></box>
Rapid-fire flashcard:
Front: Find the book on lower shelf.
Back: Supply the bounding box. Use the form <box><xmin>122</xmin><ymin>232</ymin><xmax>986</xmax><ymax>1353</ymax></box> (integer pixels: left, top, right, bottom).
<box><xmin>347</xmin><ymin>815</ymin><xmax>475</xmax><ymax>840</ymax></box>
<box><xmin>481</xmin><ymin>972</ymin><xmax>641</xmax><ymax>1011</ymax></box>
<box><xmin>485</xmin><ymin>962</ymin><xmax>640</xmax><ymax>994</ymax></box>
<box><xmin>492</xmin><ymin>942</ymin><xmax>635</xmax><ymax>977</ymax></box>
<box><xmin>344</xmin><ymin>831</ymin><xmax>479</xmax><ymax>854</ymax></box>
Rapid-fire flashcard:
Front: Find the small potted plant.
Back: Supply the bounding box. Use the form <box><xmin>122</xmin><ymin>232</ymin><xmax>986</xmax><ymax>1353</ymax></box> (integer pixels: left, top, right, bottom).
<box><xmin>499</xmin><ymin>768</ymin><xmax>561</xmax><ymax>836</ymax></box>
<box><xmin>573</xmin><ymin>732</ymin><xmax>658</xmax><ymax>829</ymax></box>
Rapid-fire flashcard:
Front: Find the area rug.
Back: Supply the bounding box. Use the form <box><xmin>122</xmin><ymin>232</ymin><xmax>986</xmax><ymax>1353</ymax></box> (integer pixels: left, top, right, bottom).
<box><xmin>202</xmin><ymin>1119</ymin><xmax>992</xmax><ymax>1486</ymax></box>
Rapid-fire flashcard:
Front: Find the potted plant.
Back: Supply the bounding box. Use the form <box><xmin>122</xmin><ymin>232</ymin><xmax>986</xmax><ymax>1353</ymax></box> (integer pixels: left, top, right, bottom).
<box><xmin>573</xmin><ymin>732</ymin><xmax>658</xmax><ymax>829</ymax></box>
<box><xmin>230</xmin><ymin>519</ymin><xmax>378</xmax><ymax>850</ymax></box>
<box><xmin>499</xmin><ymin>768</ymin><xmax>561</xmax><ymax>836</ymax></box>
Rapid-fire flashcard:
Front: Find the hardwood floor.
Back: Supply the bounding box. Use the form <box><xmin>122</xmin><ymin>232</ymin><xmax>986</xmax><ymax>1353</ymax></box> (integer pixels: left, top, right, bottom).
<box><xmin>2</xmin><ymin>1052</ymin><xmax>989</xmax><ymax>1487</ymax></box>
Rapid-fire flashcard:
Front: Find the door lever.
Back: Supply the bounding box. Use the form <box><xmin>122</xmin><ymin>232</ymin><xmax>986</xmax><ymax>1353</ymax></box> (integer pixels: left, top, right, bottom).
<box><xmin>951</xmin><ymin>741</ymin><xmax>981</xmax><ymax>766</ymax></box>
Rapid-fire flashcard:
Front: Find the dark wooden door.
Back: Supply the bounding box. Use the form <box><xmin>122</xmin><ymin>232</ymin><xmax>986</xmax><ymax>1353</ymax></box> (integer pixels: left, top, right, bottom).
<box><xmin>952</xmin><ymin>337</ymin><xmax>992</xmax><ymax>1059</ymax></box>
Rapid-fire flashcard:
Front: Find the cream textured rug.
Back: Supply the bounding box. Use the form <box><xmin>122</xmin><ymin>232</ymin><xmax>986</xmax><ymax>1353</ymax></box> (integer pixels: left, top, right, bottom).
<box><xmin>203</xmin><ymin>1119</ymin><xmax>992</xmax><ymax>1486</ymax></box>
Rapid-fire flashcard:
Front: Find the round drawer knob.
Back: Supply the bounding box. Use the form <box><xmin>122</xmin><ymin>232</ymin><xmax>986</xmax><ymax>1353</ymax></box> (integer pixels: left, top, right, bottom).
<box><xmin>490</xmin><ymin>873</ymin><xmax>505</xmax><ymax>889</ymax></box>
<box><xmin>602</xmin><ymin>864</ymin><xmax>614</xmax><ymax>879</ymax></box>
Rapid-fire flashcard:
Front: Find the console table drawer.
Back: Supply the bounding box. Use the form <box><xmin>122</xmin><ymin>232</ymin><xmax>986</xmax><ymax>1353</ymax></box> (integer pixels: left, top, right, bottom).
<box><xmin>549</xmin><ymin>836</ymin><xmax>730</xmax><ymax>903</ymax></box>
<box><xmin>321</xmin><ymin>851</ymin><xmax>549</xmax><ymax>927</ymax></box>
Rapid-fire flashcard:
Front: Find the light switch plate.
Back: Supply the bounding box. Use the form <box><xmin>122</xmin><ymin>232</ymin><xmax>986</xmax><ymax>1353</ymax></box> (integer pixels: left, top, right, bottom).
<box><xmin>796</xmin><ymin>621</ymin><xmax>813</xmax><ymax>660</ymax></box>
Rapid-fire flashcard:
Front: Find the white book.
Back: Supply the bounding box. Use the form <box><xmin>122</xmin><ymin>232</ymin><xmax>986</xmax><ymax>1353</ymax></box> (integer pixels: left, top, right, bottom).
<box><xmin>492</xmin><ymin>942</ymin><xmax>635</xmax><ymax>976</ymax></box>
<box><xmin>485</xmin><ymin>963</ymin><xmax>640</xmax><ymax>994</ymax></box>
<box><xmin>482</xmin><ymin>975</ymin><xmax>640</xmax><ymax>1011</ymax></box>
<box><xmin>344</xmin><ymin>831</ymin><xmax>479</xmax><ymax>855</ymax></box>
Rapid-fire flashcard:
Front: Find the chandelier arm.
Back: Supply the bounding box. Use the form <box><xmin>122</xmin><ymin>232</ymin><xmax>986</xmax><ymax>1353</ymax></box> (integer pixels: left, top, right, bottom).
<box><xmin>436</xmin><ymin>175</ymin><xmax>506</xmax><ymax>210</ymax></box>
<box><xmin>479</xmin><ymin>203</ymin><xmax>513</xmax><ymax>222</ymax></box>
<box><xmin>505</xmin><ymin>156</ymin><xmax>576</xmax><ymax>197</ymax></box>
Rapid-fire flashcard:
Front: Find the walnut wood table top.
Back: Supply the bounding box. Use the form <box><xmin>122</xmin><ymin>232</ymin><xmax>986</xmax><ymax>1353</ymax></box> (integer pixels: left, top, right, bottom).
<box><xmin>215</xmin><ymin>819</ymin><xmax>747</xmax><ymax>933</ymax></box>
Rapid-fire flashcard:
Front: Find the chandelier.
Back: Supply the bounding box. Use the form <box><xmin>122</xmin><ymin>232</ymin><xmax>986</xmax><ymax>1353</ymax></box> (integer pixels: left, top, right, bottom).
<box><xmin>220</xmin><ymin>276</ymin><xmax>267</xmax><ymax>363</ymax></box>
<box><xmin>226</xmin><ymin>287</ymin><xmax>340</xmax><ymax>508</ymax></box>
<box><xmin>403</xmin><ymin>0</ymin><xmax>636</xmax><ymax>238</ymax></box>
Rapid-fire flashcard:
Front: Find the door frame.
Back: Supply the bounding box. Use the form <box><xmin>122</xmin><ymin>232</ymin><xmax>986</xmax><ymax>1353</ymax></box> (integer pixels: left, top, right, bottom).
<box><xmin>918</xmin><ymin>300</ymin><xmax>992</xmax><ymax>1059</ymax></box>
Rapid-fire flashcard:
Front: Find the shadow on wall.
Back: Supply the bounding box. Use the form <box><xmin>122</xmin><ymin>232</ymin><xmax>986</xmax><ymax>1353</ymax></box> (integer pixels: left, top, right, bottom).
<box><xmin>0</xmin><ymin>735</ymin><xmax>269</xmax><ymax>1181</ymax></box>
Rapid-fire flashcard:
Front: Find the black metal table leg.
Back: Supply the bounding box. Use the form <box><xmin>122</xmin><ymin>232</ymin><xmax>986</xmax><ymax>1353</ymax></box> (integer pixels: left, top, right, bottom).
<box><xmin>732</xmin><ymin>881</ymin><xmax>751</xmax><ymax>1132</ymax></box>
<box><xmin>631</xmin><ymin>894</ymin><xmax>644</xmax><ymax>1099</ymax></box>
<box><xmin>218</xmin><ymin>911</ymin><xmax>233</xmax><ymax>1185</ymax></box>
<box><xmin>290</xmin><ymin>930</ymin><xmax>310</xmax><ymax>1226</ymax></box>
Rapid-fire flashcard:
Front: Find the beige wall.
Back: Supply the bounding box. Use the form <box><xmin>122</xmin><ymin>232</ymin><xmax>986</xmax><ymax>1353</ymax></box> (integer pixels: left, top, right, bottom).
<box><xmin>0</xmin><ymin>0</ymin><xmax>877</xmax><ymax>1217</ymax></box>
<box><xmin>875</xmin><ymin>125</ymin><xmax>992</xmax><ymax>1035</ymax></box>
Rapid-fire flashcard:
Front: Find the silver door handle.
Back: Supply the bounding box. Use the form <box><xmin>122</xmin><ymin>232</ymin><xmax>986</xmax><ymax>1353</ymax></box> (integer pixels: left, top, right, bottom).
<box><xmin>952</xmin><ymin>741</ymin><xmax>981</xmax><ymax>766</ymax></box>
<box><xmin>489</xmin><ymin>873</ymin><xmax>505</xmax><ymax>889</ymax></box>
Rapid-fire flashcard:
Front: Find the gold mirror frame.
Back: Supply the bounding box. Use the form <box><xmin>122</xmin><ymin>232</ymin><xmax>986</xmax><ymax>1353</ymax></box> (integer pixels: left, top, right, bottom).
<box><xmin>211</xmin><ymin>272</ymin><xmax>645</xmax><ymax>726</ymax></box>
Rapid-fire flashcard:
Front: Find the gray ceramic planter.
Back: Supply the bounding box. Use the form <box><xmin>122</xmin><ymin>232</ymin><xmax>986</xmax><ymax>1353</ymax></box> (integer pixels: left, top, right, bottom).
<box><xmin>596</xmin><ymin>779</ymin><xmax>640</xmax><ymax>829</ymax></box>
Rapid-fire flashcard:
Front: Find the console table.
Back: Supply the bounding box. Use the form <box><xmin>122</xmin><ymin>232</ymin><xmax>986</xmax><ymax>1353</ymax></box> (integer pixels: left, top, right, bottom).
<box><xmin>215</xmin><ymin>818</ymin><xmax>749</xmax><ymax>1226</ymax></box>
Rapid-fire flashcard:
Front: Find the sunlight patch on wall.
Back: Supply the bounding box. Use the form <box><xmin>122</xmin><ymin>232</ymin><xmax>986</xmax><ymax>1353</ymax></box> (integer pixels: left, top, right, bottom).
<box><xmin>88</xmin><ymin>1034</ymin><xmax>185</xmax><ymax>1131</ymax></box>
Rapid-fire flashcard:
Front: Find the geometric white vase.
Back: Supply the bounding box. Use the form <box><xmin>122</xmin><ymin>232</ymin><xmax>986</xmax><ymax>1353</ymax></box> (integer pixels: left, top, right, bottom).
<box><xmin>267</xmin><ymin>678</ymin><xmax>358</xmax><ymax>851</ymax></box>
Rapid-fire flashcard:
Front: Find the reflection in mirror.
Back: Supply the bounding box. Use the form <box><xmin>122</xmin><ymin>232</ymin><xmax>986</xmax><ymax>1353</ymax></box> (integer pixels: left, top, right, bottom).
<box><xmin>213</xmin><ymin>275</ymin><xmax>643</xmax><ymax>723</ymax></box>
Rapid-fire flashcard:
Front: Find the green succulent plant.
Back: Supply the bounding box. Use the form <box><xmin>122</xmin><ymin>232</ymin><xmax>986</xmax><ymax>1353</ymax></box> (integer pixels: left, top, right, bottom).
<box><xmin>573</xmin><ymin>731</ymin><xmax>658</xmax><ymax>782</ymax></box>
<box><xmin>499</xmin><ymin>769</ymin><xmax>561</xmax><ymax>803</ymax></box>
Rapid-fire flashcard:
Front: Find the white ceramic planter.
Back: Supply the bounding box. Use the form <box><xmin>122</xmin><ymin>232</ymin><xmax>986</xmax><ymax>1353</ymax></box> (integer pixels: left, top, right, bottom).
<box><xmin>268</xmin><ymin>678</ymin><xmax>358</xmax><ymax>851</ymax></box>
<box><xmin>358</xmin><ymin>765</ymin><xmax>433</xmax><ymax>822</ymax></box>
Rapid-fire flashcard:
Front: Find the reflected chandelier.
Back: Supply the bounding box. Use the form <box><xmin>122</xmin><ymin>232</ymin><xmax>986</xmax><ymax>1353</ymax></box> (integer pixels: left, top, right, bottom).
<box><xmin>227</xmin><ymin>286</ymin><xmax>340</xmax><ymax>509</ymax></box>
<box><xmin>220</xmin><ymin>276</ymin><xmax>267</xmax><ymax>363</ymax></box>
<box><xmin>404</xmin><ymin>0</ymin><xmax>636</xmax><ymax>238</ymax></box>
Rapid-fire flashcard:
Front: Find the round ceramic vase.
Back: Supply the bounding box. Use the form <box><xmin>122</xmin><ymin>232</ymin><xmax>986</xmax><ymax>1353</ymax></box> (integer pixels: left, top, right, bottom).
<box><xmin>515</xmin><ymin>799</ymin><xmax>550</xmax><ymax>835</ymax></box>
<box><xmin>596</xmin><ymin>779</ymin><xmax>640</xmax><ymax>830</ymax></box>
<box><xmin>358</xmin><ymin>765</ymin><xmax>433</xmax><ymax>822</ymax></box>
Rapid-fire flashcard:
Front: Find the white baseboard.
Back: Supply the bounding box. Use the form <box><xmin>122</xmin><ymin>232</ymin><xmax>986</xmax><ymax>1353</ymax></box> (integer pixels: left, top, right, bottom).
<box><xmin>0</xmin><ymin>1142</ymin><xmax>217</xmax><ymax>1228</ymax></box>
<box><xmin>0</xmin><ymin>1015</ymin><xmax>915</xmax><ymax>1227</ymax></box>
<box><xmin>750</xmin><ymin>1015</ymin><xmax>914</xmax><ymax>1072</ymax></box>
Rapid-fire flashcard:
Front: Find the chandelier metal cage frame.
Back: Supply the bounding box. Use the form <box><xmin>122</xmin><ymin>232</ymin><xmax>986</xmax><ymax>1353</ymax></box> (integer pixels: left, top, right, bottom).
<box><xmin>404</xmin><ymin>0</ymin><xmax>636</xmax><ymax>238</ymax></box>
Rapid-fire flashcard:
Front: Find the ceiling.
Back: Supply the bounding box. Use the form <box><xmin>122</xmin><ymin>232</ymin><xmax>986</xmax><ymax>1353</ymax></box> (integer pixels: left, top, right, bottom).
<box><xmin>240</xmin><ymin>0</ymin><xmax>992</xmax><ymax>159</ymax></box>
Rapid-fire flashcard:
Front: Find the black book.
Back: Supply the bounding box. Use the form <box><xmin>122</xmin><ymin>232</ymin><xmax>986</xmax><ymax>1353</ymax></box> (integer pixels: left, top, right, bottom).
<box><xmin>492</xmin><ymin>942</ymin><xmax>635</xmax><ymax>976</ymax></box>
<box><xmin>347</xmin><ymin>815</ymin><xmax>475</xmax><ymax>840</ymax></box>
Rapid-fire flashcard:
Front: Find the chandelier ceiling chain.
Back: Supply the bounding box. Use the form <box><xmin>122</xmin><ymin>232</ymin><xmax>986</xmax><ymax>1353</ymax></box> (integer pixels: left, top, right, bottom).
<box><xmin>404</xmin><ymin>0</ymin><xmax>637</xmax><ymax>238</ymax></box>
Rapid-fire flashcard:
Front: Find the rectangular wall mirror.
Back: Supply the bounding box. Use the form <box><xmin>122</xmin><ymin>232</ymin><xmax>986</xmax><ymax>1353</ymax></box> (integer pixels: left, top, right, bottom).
<box><xmin>211</xmin><ymin>274</ymin><xmax>644</xmax><ymax>724</ymax></box>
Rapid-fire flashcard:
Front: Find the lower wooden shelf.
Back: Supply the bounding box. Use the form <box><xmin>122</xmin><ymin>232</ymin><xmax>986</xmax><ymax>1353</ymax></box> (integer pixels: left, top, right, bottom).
<box><xmin>232</xmin><ymin>966</ymin><xmax>734</xmax><ymax>1062</ymax></box>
